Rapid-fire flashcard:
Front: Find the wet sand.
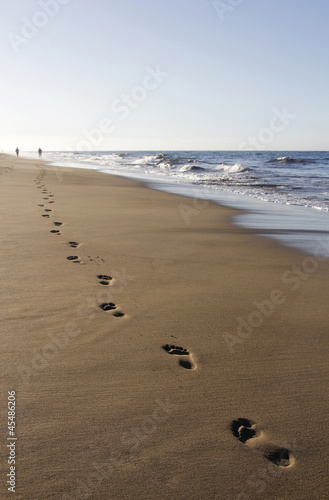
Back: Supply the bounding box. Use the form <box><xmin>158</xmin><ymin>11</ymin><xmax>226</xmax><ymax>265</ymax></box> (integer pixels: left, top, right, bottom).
<box><xmin>1</xmin><ymin>154</ymin><xmax>329</xmax><ymax>499</ymax></box>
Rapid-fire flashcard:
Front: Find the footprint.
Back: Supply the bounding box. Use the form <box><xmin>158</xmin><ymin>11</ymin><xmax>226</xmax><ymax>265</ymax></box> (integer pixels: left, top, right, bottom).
<box><xmin>231</xmin><ymin>418</ymin><xmax>295</xmax><ymax>468</ymax></box>
<box><xmin>98</xmin><ymin>274</ymin><xmax>112</xmax><ymax>280</ymax></box>
<box><xmin>45</xmin><ymin>209</ymin><xmax>52</xmax><ymax>212</ymax></box>
<box><xmin>99</xmin><ymin>302</ymin><xmax>124</xmax><ymax>316</ymax></box>
<box><xmin>48</xmin><ymin>201</ymin><xmax>54</xmax><ymax>204</ymax></box>
<box><xmin>50</xmin><ymin>230</ymin><xmax>61</xmax><ymax>234</ymax></box>
<box><xmin>163</xmin><ymin>345</ymin><xmax>189</xmax><ymax>356</ymax></box>
<box><xmin>162</xmin><ymin>344</ymin><xmax>196</xmax><ymax>370</ymax></box>
<box><xmin>42</xmin><ymin>214</ymin><xmax>50</xmax><ymax>218</ymax></box>
<box><xmin>54</xmin><ymin>222</ymin><xmax>63</xmax><ymax>226</ymax></box>
<box><xmin>43</xmin><ymin>197</ymin><xmax>49</xmax><ymax>200</ymax></box>
<box><xmin>97</xmin><ymin>274</ymin><xmax>113</xmax><ymax>286</ymax></box>
<box><xmin>99</xmin><ymin>302</ymin><xmax>116</xmax><ymax>311</ymax></box>
<box><xmin>113</xmin><ymin>311</ymin><xmax>125</xmax><ymax>318</ymax></box>
<box><xmin>67</xmin><ymin>256</ymin><xmax>80</xmax><ymax>261</ymax></box>
<box><xmin>37</xmin><ymin>204</ymin><xmax>44</xmax><ymax>207</ymax></box>
<box><xmin>68</xmin><ymin>241</ymin><xmax>79</xmax><ymax>248</ymax></box>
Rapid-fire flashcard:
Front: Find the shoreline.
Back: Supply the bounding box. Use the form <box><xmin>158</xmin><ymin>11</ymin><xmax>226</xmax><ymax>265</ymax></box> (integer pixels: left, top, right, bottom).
<box><xmin>1</xmin><ymin>154</ymin><xmax>329</xmax><ymax>499</ymax></box>
<box><xmin>144</xmin><ymin>178</ymin><xmax>329</xmax><ymax>257</ymax></box>
<box><xmin>17</xmin><ymin>149</ymin><xmax>329</xmax><ymax>258</ymax></box>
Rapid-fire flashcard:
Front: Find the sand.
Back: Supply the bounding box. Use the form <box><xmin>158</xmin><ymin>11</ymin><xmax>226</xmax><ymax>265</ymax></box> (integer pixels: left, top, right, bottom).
<box><xmin>1</xmin><ymin>154</ymin><xmax>329</xmax><ymax>499</ymax></box>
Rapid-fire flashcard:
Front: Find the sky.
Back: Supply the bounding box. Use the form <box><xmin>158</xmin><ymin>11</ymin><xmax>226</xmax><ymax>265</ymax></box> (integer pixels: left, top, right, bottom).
<box><xmin>0</xmin><ymin>0</ymin><xmax>328</xmax><ymax>151</ymax></box>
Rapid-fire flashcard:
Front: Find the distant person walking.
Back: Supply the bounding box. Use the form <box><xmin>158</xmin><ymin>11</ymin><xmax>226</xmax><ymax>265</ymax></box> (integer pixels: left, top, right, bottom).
<box><xmin>15</xmin><ymin>147</ymin><xmax>19</xmax><ymax>157</ymax></box>
<box><xmin>38</xmin><ymin>148</ymin><xmax>42</xmax><ymax>158</ymax></box>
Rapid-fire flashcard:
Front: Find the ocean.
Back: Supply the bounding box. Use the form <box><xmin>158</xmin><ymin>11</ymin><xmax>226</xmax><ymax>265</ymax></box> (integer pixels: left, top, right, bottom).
<box><xmin>23</xmin><ymin>150</ymin><xmax>329</xmax><ymax>257</ymax></box>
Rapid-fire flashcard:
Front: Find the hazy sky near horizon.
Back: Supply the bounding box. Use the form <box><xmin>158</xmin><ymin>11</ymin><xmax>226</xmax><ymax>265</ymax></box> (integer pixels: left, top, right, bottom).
<box><xmin>1</xmin><ymin>0</ymin><xmax>328</xmax><ymax>151</ymax></box>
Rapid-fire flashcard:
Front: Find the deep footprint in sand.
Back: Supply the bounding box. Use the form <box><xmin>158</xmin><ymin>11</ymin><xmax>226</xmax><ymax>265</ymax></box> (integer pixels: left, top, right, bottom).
<box><xmin>99</xmin><ymin>302</ymin><xmax>117</xmax><ymax>311</ymax></box>
<box><xmin>113</xmin><ymin>311</ymin><xmax>125</xmax><ymax>317</ymax></box>
<box><xmin>67</xmin><ymin>256</ymin><xmax>81</xmax><ymax>263</ymax></box>
<box><xmin>231</xmin><ymin>418</ymin><xmax>295</xmax><ymax>468</ymax></box>
<box><xmin>50</xmin><ymin>230</ymin><xmax>61</xmax><ymax>235</ymax></box>
<box><xmin>162</xmin><ymin>344</ymin><xmax>196</xmax><ymax>370</ymax></box>
<box><xmin>54</xmin><ymin>222</ymin><xmax>63</xmax><ymax>226</ymax></box>
<box><xmin>68</xmin><ymin>241</ymin><xmax>79</xmax><ymax>248</ymax></box>
<box><xmin>98</xmin><ymin>303</ymin><xmax>124</xmax><ymax>317</ymax></box>
<box><xmin>97</xmin><ymin>274</ymin><xmax>113</xmax><ymax>286</ymax></box>
<box><xmin>42</xmin><ymin>214</ymin><xmax>50</xmax><ymax>218</ymax></box>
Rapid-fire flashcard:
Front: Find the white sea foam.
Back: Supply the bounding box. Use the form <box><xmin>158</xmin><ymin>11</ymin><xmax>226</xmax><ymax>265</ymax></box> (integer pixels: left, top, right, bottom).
<box><xmin>179</xmin><ymin>164</ymin><xmax>205</xmax><ymax>172</ymax></box>
<box><xmin>216</xmin><ymin>163</ymin><xmax>248</xmax><ymax>173</ymax></box>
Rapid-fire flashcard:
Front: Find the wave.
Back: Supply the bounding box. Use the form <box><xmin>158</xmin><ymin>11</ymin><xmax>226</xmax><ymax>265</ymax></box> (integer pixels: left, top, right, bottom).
<box><xmin>216</xmin><ymin>163</ymin><xmax>249</xmax><ymax>173</ymax></box>
<box><xmin>133</xmin><ymin>155</ymin><xmax>158</xmax><ymax>165</ymax></box>
<box><xmin>157</xmin><ymin>161</ymin><xmax>174</xmax><ymax>169</ymax></box>
<box><xmin>269</xmin><ymin>157</ymin><xmax>311</xmax><ymax>165</ymax></box>
<box><xmin>179</xmin><ymin>165</ymin><xmax>205</xmax><ymax>172</ymax></box>
<box><xmin>133</xmin><ymin>153</ymin><xmax>168</xmax><ymax>166</ymax></box>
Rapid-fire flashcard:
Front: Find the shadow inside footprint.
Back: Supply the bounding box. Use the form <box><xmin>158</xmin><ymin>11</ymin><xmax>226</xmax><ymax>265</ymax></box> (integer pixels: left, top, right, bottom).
<box><xmin>113</xmin><ymin>311</ymin><xmax>124</xmax><ymax>317</ymax></box>
<box><xmin>69</xmin><ymin>241</ymin><xmax>79</xmax><ymax>248</ymax></box>
<box><xmin>67</xmin><ymin>256</ymin><xmax>79</xmax><ymax>261</ymax></box>
<box><xmin>265</xmin><ymin>448</ymin><xmax>292</xmax><ymax>467</ymax></box>
<box><xmin>50</xmin><ymin>230</ymin><xmax>61</xmax><ymax>234</ymax></box>
<box><xmin>231</xmin><ymin>418</ymin><xmax>257</xmax><ymax>443</ymax></box>
<box><xmin>179</xmin><ymin>359</ymin><xmax>194</xmax><ymax>369</ymax></box>
<box><xmin>54</xmin><ymin>222</ymin><xmax>62</xmax><ymax>226</ymax></box>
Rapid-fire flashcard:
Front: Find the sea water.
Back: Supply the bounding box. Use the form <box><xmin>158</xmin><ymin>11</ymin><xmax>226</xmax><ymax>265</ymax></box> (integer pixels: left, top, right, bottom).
<box><xmin>22</xmin><ymin>150</ymin><xmax>329</xmax><ymax>257</ymax></box>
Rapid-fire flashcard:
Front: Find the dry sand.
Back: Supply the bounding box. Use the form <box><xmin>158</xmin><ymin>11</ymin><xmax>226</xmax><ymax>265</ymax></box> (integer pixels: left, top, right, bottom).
<box><xmin>1</xmin><ymin>154</ymin><xmax>329</xmax><ymax>499</ymax></box>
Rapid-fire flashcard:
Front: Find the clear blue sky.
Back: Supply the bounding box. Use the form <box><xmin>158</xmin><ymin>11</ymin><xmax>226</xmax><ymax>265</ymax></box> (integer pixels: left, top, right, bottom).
<box><xmin>1</xmin><ymin>0</ymin><xmax>328</xmax><ymax>151</ymax></box>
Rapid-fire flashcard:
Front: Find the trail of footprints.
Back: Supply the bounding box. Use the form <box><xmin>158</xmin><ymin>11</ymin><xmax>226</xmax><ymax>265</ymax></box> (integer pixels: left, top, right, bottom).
<box><xmin>34</xmin><ymin>171</ymin><xmax>297</xmax><ymax>470</ymax></box>
<box><xmin>34</xmin><ymin>170</ymin><xmax>125</xmax><ymax>318</ymax></box>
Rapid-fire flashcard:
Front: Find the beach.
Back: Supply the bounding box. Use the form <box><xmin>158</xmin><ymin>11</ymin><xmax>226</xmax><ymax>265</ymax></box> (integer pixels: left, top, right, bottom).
<box><xmin>1</xmin><ymin>153</ymin><xmax>329</xmax><ymax>499</ymax></box>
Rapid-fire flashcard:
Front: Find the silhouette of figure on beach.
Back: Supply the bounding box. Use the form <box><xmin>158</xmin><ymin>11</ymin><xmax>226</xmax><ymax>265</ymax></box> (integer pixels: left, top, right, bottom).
<box><xmin>15</xmin><ymin>147</ymin><xmax>19</xmax><ymax>157</ymax></box>
<box><xmin>38</xmin><ymin>148</ymin><xmax>42</xmax><ymax>158</ymax></box>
